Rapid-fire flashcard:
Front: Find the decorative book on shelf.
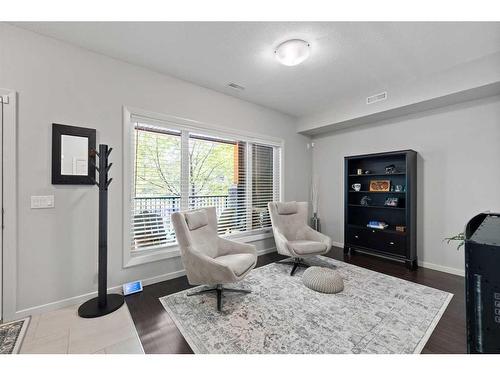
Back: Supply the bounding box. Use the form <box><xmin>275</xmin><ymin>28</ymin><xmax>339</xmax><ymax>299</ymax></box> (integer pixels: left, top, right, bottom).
<box><xmin>367</xmin><ymin>221</ymin><xmax>388</xmax><ymax>230</ymax></box>
<box><xmin>344</xmin><ymin>150</ymin><xmax>417</xmax><ymax>270</ymax></box>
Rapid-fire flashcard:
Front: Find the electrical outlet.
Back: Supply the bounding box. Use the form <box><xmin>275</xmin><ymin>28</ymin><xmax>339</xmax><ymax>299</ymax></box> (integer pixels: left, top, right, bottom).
<box><xmin>31</xmin><ymin>195</ymin><xmax>55</xmax><ymax>209</ymax></box>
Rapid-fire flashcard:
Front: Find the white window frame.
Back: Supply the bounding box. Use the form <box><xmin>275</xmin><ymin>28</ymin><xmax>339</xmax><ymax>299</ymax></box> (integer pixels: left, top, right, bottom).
<box><xmin>123</xmin><ymin>106</ymin><xmax>285</xmax><ymax>268</ymax></box>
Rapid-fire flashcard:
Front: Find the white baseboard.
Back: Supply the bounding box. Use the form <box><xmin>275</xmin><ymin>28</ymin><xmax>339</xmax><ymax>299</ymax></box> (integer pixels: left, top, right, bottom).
<box><xmin>13</xmin><ymin>268</ymin><xmax>187</xmax><ymax>320</ymax></box>
<box><xmin>332</xmin><ymin>241</ymin><xmax>464</xmax><ymax>276</ymax></box>
<box><xmin>14</xmin><ymin>287</ymin><xmax>120</xmax><ymax>320</ymax></box>
<box><xmin>257</xmin><ymin>247</ymin><xmax>277</xmax><ymax>255</ymax></box>
<box><xmin>417</xmin><ymin>261</ymin><xmax>464</xmax><ymax>277</ymax></box>
<box><xmin>332</xmin><ymin>241</ymin><xmax>344</xmax><ymax>248</ymax></box>
<box><xmin>12</xmin><ymin>248</ymin><xmax>278</xmax><ymax>320</ymax></box>
<box><xmin>140</xmin><ymin>269</ymin><xmax>187</xmax><ymax>288</ymax></box>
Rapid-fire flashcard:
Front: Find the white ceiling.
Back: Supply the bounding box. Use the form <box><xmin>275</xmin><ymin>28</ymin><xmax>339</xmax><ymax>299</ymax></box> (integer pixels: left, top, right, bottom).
<box><xmin>12</xmin><ymin>22</ymin><xmax>500</xmax><ymax>117</ymax></box>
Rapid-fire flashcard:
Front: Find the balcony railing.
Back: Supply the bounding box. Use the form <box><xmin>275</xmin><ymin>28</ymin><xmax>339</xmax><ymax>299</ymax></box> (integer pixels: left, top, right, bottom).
<box><xmin>132</xmin><ymin>194</ymin><xmax>272</xmax><ymax>252</ymax></box>
<box><xmin>132</xmin><ymin>195</ymin><xmax>229</xmax><ymax>251</ymax></box>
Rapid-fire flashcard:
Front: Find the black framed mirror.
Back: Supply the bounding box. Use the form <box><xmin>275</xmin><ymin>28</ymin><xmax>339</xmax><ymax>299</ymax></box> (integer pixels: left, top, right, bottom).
<box><xmin>52</xmin><ymin>123</ymin><xmax>96</xmax><ymax>185</ymax></box>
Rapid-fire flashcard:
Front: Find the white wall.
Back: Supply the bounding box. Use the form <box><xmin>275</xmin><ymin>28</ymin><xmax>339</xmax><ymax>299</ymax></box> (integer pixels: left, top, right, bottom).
<box><xmin>0</xmin><ymin>24</ymin><xmax>311</xmax><ymax>316</ymax></box>
<box><xmin>311</xmin><ymin>95</ymin><xmax>500</xmax><ymax>275</ymax></box>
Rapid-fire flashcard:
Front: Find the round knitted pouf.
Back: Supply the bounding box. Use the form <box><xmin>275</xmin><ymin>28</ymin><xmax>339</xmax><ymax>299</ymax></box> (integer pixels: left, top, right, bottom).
<box><xmin>302</xmin><ymin>266</ymin><xmax>344</xmax><ymax>294</ymax></box>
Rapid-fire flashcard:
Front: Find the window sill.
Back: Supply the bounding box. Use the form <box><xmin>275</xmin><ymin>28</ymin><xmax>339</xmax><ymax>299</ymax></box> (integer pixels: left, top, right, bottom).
<box><xmin>224</xmin><ymin>229</ymin><xmax>274</xmax><ymax>243</ymax></box>
<box><xmin>123</xmin><ymin>230</ymin><xmax>275</xmax><ymax>268</ymax></box>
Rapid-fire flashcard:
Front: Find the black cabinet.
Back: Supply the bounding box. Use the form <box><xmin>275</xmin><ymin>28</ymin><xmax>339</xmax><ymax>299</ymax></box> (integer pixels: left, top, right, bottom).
<box><xmin>465</xmin><ymin>213</ymin><xmax>500</xmax><ymax>353</ymax></box>
<box><xmin>344</xmin><ymin>150</ymin><xmax>417</xmax><ymax>269</ymax></box>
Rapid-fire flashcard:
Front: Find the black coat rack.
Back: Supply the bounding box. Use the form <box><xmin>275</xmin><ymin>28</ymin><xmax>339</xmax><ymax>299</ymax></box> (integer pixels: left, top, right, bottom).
<box><xmin>78</xmin><ymin>144</ymin><xmax>124</xmax><ymax>318</ymax></box>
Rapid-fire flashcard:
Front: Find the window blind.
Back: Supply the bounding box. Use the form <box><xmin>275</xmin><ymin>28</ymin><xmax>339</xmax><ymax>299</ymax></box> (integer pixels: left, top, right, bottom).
<box><xmin>251</xmin><ymin>143</ymin><xmax>280</xmax><ymax>230</ymax></box>
<box><xmin>129</xmin><ymin>119</ymin><xmax>281</xmax><ymax>253</ymax></box>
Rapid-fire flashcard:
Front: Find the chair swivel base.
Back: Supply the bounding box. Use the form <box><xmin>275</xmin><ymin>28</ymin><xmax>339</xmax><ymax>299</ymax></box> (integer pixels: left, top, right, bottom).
<box><xmin>187</xmin><ymin>284</ymin><xmax>251</xmax><ymax>312</ymax></box>
<box><xmin>278</xmin><ymin>257</ymin><xmax>310</xmax><ymax>276</ymax></box>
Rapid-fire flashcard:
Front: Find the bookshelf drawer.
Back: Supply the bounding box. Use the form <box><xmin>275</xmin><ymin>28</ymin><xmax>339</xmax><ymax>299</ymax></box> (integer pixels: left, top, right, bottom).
<box><xmin>347</xmin><ymin>227</ymin><xmax>406</xmax><ymax>256</ymax></box>
<box><xmin>347</xmin><ymin>227</ymin><xmax>380</xmax><ymax>250</ymax></box>
<box><xmin>347</xmin><ymin>228</ymin><xmax>369</xmax><ymax>247</ymax></box>
<box><xmin>373</xmin><ymin>232</ymin><xmax>406</xmax><ymax>256</ymax></box>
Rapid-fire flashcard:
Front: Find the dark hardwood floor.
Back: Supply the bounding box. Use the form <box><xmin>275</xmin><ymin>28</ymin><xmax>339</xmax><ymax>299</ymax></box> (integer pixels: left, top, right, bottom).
<box><xmin>125</xmin><ymin>247</ymin><xmax>466</xmax><ymax>354</ymax></box>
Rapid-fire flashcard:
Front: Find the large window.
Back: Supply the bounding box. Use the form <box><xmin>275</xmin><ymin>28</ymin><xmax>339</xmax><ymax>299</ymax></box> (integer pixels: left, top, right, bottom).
<box><xmin>128</xmin><ymin>116</ymin><xmax>282</xmax><ymax>254</ymax></box>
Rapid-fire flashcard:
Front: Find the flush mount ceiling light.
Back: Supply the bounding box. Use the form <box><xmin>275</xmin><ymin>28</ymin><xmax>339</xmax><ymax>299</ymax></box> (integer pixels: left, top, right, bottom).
<box><xmin>274</xmin><ymin>39</ymin><xmax>310</xmax><ymax>66</ymax></box>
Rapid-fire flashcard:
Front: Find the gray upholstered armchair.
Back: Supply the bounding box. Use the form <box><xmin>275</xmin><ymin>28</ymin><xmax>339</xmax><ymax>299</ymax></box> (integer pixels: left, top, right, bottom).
<box><xmin>268</xmin><ymin>201</ymin><xmax>332</xmax><ymax>275</ymax></box>
<box><xmin>171</xmin><ymin>207</ymin><xmax>257</xmax><ymax>311</ymax></box>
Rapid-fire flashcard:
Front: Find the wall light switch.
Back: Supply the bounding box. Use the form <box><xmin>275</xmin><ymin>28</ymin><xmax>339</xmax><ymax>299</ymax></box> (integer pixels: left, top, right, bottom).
<box><xmin>31</xmin><ymin>195</ymin><xmax>55</xmax><ymax>209</ymax></box>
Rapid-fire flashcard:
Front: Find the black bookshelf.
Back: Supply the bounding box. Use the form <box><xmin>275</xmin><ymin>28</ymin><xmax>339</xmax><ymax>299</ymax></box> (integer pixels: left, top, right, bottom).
<box><xmin>344</xmin><ymin>150</ymin><xmax>417</xmax><ymax>269</ymax></box>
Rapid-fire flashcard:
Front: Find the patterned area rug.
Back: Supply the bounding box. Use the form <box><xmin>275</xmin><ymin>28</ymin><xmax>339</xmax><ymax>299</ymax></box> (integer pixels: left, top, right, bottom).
<box><xmin>0</xmin><ymin>317</ymin><xmax>30</xmax><ymax>354</ymax></box>
<box><xmin>160</xmin><ymin>256</ymin><xmax>453</xmax><ymax>354</ymax></box>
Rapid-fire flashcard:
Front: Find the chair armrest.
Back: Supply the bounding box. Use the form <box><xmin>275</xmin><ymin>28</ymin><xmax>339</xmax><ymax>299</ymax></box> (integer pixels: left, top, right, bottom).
<box><xmin>302</xmin><ymin>226</ymin><xmax>332</xmax><ymax>250</ymax></box>
<box><xmin>217</xmin><ymin>237</ymin><xmax>257</xmax><ymax>257</ymax></box>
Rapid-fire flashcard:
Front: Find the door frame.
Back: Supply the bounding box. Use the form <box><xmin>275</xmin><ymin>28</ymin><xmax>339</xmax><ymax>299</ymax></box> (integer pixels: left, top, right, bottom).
<box><xmin>0</xmin><ymin>89</ymin><xmax>17</xmax><ymax>322</ymax></box>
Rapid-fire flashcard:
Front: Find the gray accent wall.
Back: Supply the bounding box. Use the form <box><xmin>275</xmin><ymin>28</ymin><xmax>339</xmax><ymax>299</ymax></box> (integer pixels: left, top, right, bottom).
<box><xmin>0</xmin><ymin>24</ymin><xmax>311</xmax><ymax>315</ymax></box>
<box><xmin>311</xmin><ymin>95</ymin><xmax>500</xmax><ymax>275</ymax></box>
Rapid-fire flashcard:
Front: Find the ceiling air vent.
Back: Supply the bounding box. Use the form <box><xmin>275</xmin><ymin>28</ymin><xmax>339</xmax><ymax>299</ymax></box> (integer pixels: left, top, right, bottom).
<box><xmin>228</xmin><ymin>82</ymin><xmax>245</xmax><ymax>91</ymax></box>
<box><xmin>366</xmin><ymin>91</ymin><xmax>387</xmax><ymax>105</ymax></box>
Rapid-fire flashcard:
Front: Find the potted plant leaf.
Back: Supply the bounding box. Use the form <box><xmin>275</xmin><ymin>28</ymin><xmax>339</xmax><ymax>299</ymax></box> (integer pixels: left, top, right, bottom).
<box><xmin>444</xmin><ymin>232</ymin><xmax>465</xmax><ymax>250</ymax></box>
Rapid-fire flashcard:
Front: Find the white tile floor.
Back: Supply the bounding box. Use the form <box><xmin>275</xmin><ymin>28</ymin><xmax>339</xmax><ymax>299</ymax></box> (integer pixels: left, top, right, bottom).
<box><xmin>20</xmin><ymin>303</ymin><xmax>144</xmax><ymax>354</ymax></box>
